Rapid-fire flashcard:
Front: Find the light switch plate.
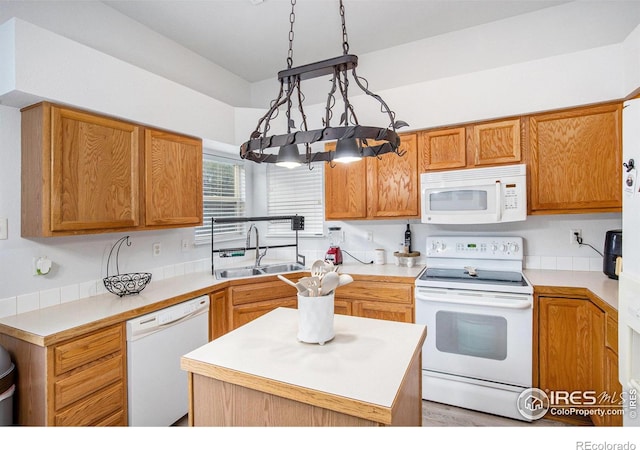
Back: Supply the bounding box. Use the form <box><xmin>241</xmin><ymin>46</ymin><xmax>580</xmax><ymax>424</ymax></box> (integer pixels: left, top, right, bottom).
<box><xmin>0</xmin><ymin>217</ymin><xmax>7</xmax><ymax>240</ymax></box>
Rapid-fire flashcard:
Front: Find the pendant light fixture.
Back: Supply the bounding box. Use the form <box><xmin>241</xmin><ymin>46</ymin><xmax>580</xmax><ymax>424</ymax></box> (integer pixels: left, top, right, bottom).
<box><xmin>240</xmin><ymin>0</ymin><xmax>408</xmax><ymax>168</ymax></box>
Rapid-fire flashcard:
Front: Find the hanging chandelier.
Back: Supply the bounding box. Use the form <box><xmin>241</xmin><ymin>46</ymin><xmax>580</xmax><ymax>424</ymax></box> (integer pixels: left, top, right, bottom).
<box><xmin>240</xmin><ymin>0</ymin><xmax>408</xmax><ymax>169</ymax></box>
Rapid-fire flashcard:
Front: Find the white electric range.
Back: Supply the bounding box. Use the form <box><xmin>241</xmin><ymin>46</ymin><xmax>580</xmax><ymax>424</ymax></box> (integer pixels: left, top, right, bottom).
<box><xmin>415</xmin><ymin>235</ymin><xmax>534</xmax><ymax>421</ymax></box>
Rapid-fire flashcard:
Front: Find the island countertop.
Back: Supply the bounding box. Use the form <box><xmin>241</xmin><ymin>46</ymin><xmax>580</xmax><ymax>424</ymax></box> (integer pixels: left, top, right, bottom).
<box><xmin>181</xmin><ymin>307</ymin><xmax>427</xmax><ymax>426</ymax></box>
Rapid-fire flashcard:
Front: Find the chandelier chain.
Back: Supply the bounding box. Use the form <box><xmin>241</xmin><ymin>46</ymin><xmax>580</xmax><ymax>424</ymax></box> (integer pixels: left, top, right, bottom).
<box><xmin>287</xmin><ymin>0</ymin><xmax>296</xmax><ymax>69</ymax></box>
<box><xmin>339</xmin><ymin>0</ymin><xmax>349</xmax><ymax>54</ymax></box>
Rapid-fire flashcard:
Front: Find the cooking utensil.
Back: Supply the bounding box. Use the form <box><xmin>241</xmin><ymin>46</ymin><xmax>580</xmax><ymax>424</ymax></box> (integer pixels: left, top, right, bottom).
<box><xmin>320</xmin><ymin>271</ymin><xmax>340</xmax><ymax>296</ymax></box>
<box><xmin>297</xmin><ymin>276</ymin><xmax>320</xmax><ymax>296</ymax></box>
<box><xmin>277</xmin><ymin>274</ymin><xmax>308</xmax><ymax>295</ymax></box>
<box><xmin>311</xmin><ymin>260</ymin><xmax>325</xmax><ymax>279</ymax></box>
<box><xmin>338</xmin><ymin>273</ymin><xmax>353</xmax><ymax>287</ymax></box>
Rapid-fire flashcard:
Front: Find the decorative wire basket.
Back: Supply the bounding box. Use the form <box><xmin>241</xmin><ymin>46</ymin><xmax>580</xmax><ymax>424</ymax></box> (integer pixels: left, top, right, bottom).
<box><xmin>103</xmin><ymin>236</ymin><xmax>152</xmax><ymax>297</ymax></box>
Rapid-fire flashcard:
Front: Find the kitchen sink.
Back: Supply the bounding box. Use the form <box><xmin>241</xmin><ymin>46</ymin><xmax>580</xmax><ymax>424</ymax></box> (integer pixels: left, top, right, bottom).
<box><xmin>258</xmin><ymin>262</ymin><xmax>306</xmax><ymax>274</ymax></box>
<box><xmin>214</xmin><ymin>262</ymin><xmax>306</xmax><ymax>279</ymax></box>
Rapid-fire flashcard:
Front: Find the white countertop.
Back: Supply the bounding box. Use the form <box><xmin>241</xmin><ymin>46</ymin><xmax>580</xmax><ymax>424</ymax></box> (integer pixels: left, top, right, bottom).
<box><xmin>0</xmin><ymin>262</ymin><xmax>421</xmax><ymax>344</ymax></box>
<box><xmin>181</xmin><ymin>307</ymin><xmax>427</xmax><ymax>408</ymax></box>
<box><xmin>524</xmin><ymin>269</ymin><xmax>619</xmax><ymax>311</ymax></box>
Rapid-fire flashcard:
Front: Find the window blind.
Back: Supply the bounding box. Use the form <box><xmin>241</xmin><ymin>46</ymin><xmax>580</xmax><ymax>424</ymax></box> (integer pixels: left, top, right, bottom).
<box><xmin>267</xmin><ymin>163</ymin><xmax>324</xmax><ymax>237</ymax></box>
<box><xmin>194</xmin><ymin>153</ymin><xmax>246</xmax><ymax>245</ymax></box>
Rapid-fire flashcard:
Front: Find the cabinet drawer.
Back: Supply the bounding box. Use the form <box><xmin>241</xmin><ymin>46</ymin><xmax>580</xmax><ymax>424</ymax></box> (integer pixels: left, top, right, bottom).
<box><xmin>54</xmin><ymin>325</ymin><xmax>123</xmax><ymax>376</ymax></box>
<box><xmin>337</xmin><ymin>281</ymin><xmax>413</xmax><ymax>304</ymax></box>
<box><xmin>54</xmin><ymin>381</ymin><xmax>125</xmax><ymax>426</ymax></box>
<box><xmin>230</xmin><ymin>280</ymin><xmax>300</xmax><ymax>306</ymax></box>
<box><xmin>54</xmin><ymin>354</ymin><xmax>124</xmax><ymax>410</ymax></box>
<box><xmin>93</xmin><ymin>409</ymin><xmax>127</xmax><ymax>426</ymax></box>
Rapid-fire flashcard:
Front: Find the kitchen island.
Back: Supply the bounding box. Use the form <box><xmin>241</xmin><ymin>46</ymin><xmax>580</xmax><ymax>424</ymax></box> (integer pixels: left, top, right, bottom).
<box><xmin>180</xmin><ymin>307</ymin><xmax>427</xmax><ymax>426</ymax></box>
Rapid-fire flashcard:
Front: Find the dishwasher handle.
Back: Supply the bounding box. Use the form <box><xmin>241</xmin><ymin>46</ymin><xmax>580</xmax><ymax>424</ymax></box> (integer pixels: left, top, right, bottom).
<box><xmin>127</xmin><ymin>297</ymin><xmax>210</xmax><ymax>342</ymax></box>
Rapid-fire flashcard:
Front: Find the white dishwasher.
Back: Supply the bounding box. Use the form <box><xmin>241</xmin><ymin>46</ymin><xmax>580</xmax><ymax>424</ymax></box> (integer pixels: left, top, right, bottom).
<box><xmin>126</xmin><ymin>295</ymin><xmax>209</xmax><ymax>426</ymax></box>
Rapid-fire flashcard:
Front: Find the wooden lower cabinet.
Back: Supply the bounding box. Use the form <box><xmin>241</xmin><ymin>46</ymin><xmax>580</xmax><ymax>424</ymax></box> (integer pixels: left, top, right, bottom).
<box><xmin>209</xmin><ymin>289</ymin><xmax>228</xmax><ymax>340</ymax></box>
<box><xmin>0</xmin><ymin>323</ymin><xmax>127</xmax><ymax>426</ymax></box>
<box><xmin>227</xmin><ymin>276</ymin><xmax>415</xmax><ymax>332</ymax></box>
<box><xmin>536</xmin><ymin>293</ymin><xmax>622</xmax><ymax>426</ymax></box>
<box><xmin>335</xmin><ymin>279</ymin><xmax>414</xmax><ymax>323</ymax></box>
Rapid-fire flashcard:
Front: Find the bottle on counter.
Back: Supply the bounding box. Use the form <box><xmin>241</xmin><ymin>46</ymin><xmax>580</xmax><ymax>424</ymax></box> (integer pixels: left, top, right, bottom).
<box><xmin>404</xmin><ymin>223</ymin><xmax>412</xmax><ymax>253</ymax></box>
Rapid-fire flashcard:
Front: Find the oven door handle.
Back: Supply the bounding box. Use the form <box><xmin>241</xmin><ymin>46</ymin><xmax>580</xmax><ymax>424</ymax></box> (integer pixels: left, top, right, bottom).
<box><xmin>416</xmin><ymin>294</ymin><xmax>532</xmax><ymax>310</ymax></box>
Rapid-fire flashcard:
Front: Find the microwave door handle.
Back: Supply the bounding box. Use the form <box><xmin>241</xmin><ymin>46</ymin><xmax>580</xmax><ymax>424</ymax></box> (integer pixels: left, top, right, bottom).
<box><xmin>495</xmin><ymin>180</ymin><xmax>502</xmax><ymax>222</ymax></box>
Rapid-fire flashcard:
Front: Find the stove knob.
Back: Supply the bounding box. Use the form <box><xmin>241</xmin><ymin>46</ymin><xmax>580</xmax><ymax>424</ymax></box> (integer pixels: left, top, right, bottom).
<box><xmin>500</xmin><ymin>243</ymin><xmax>508</xmax><ymax>252</ymax></box>
<box><xmin>509</xmin><ymin>243</ymin><xmax>519</xmax><ymax>253</ymax></box>
<box><xmin>491</xmin><ymin>243</ymin><xmax>499</xmax><ymax>252</ymax></box>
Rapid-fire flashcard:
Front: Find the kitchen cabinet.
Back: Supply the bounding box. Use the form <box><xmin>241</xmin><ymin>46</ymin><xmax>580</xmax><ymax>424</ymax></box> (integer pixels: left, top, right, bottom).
<box><xmin>324</xmin><ymin>133</ymin><xmax>419</xmax><ymax>220</ymax></box>
<box><xmin>209</xmin><ymin>289</ymin><xmax>228</xmax><ymax>340</ymax></box>
<box><xmin>528</xmin><ymin>102</ymin><xmax>622</xmax><ymax>214</ymax></box>
<box><xmin>228</xmin><ymin>279</ymin><xmax>298</xmax><ymax>330</ymax></box>
<box><xmin>418</xmin><ymin>118</ymin><xmax>521</xmax><ymax>172</ymax></box>
<box><xmin>335</xmin><ymin>279</ymin><xmax>414</xmax><ymax>323</ymax></box>
<box><xmin>536</xmin><ymin>292</ymin><xmax>622</xmax><ymax>426</ymax></box>
<box><xmin>143</xmin><ymin>129</ymin><xmax>202</xmax><ymax>227</ymax></box>
<box><xmin>0</xmin><ymin>323</ymin><xmax>127</xmax><ymax>426</ymax></box>
<box><xmin>20</xmin><ymin>102</ymin><xmax>202</xmax><ymax>237</ymax></box>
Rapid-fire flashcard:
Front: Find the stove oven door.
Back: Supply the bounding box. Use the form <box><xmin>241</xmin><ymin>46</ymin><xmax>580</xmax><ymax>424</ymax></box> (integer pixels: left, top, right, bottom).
<box><xmin>415</xmin><ymin>286</ymin><xmax>532</xmax><ymax>387</ymax></box>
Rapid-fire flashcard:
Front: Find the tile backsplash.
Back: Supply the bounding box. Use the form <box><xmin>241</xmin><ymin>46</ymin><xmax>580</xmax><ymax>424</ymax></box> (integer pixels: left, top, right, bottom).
<box><xmin>0</xmin><ymin>253</ymin><xmax>607</xmax><ymax>320</ymax></box>
<box><xmin>0</xmin><ymin>258</ymin><xmax>211</xmax><ymax>320</ymax></box>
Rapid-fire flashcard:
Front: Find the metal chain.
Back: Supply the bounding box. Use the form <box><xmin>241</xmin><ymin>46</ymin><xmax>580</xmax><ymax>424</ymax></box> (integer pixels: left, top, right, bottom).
<box><xmin>287</xmin><ymin>0</ymin><xmax>296</xmax><ymax>68</ymax></box>
<box><xmin>339</xmin><ymin>0</ymin><xmax>349</xmax><ymax>54</ymax></box>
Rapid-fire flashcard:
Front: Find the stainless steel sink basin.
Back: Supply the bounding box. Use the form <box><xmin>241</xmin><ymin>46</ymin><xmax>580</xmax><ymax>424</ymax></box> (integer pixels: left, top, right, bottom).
<box><xmin>214</xmin><ymin>262</ymin><xmax>306</xmax><ymax>279</ymax></box>
<box><xmin>258</xmin><ymin>262</ymin><xmax>306</xmax><ymax>274</ymax></box>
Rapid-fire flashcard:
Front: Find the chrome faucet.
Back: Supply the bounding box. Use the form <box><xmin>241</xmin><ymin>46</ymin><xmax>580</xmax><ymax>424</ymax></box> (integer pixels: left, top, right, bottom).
<box><xmin>246</xmin><ymin>224</ymin><xmax>267</xmax><ymax>268</ymax></box>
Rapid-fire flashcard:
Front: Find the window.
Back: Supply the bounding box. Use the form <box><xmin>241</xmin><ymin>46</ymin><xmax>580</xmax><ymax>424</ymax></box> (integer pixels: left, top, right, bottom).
<box><xmin>194</xmin><ymin>152</ymin><xmax>246</xmax><ymax>245</ymax></box>
<box><xmin>266</xmin><ymin>164</ymin><xmax>324</xmax><ymax>237</ymax></box>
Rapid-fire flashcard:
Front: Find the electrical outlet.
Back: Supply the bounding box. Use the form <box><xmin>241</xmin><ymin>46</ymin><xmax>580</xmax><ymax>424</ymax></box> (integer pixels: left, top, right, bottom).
<box><xmin>181</xmin><ymin>239</ymin><xmax>190</xmax><ymax>252</ymax></box>
<box><xmin>366</xmin><ymin>231</ymin><xmax>373</xmax><ymax>242</ymax></box>
<box><xmin>152</xmin><ymin>242</ymin><xmax>161</xmax><ymax>256</ymax></box>
<box><xmin>570</xmin><ymin>229</ymin><xmax>582</xmax><ymax>245</ymax></box>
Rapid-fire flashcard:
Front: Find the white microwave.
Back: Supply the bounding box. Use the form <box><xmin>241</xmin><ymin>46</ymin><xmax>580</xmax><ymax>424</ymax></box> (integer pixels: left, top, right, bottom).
<box><xmin>420</xmin><ymin>164</ymin><xmax>527</xmax><ymax>224</ymax></box>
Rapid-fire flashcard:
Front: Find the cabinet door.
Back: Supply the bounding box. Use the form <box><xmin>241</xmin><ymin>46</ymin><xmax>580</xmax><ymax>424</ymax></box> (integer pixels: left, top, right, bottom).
<box><xmin>538</xmin><ymin>297</ymin><xmax>604</xmax><ymax>420</ymax></box>
<box><xmin>418</xmin><ymin>127</ymin><xmax>466</xmax><ymax>172</ymax></box>
<box><xmin>50</xmin><ymin>106</ymin><xmax>140</xmax><ymax>231</ymax></box>
<box><xmin>529</xmin><ymin>103</ymin><xmax>622</xmax><ymax>214</ymax></box>
<box><xmin>231</xmin><ymin>299</ymin><xmax>297</xmax><ymax>330</ymax></box>
<box><xmin>209</xmin><ymin>290</ymin><xmax>228</xmax><ymax>340</ymax></box>
<box><xmin>352</xmin><ymin>301</ymin><xmax>413</xmax><ymax>323</ymax></box>
<box><xmin>367</xmin><ymin>133</ymin><xmax>419</xmax><ymax>218</ymax></box>
<box><xmin>144</xmin><ymin>129</ymin><xmax>203</xmax><ymax>227</ymax></box>
<box><xmin>324</xmin><ymin>142</ymin><xmax>368</xmax><ymax>219</ymax></box>
<box><xmin>472</xmin><ymin>119</ymin><xmax>521</xmax><ymax>166</ymax></box>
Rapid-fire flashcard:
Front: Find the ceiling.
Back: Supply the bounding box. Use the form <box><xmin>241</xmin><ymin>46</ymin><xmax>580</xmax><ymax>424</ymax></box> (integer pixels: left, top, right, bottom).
<box><xmin>102</xmin><ymin>0</ymin><xmax>570</xmax><ymax>83</ymax></box>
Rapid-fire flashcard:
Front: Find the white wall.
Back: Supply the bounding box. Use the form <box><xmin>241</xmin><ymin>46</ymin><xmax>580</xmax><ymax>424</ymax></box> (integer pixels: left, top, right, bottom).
<box><xmin>0</xmin><ymin>9</ymin><xmax>638</xmax><ymax>316</ymax></box>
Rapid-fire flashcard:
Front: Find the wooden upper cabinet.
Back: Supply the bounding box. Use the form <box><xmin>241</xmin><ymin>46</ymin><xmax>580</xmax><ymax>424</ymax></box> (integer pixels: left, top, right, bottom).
<box><xmin>529</xmin><ymin>103</ymin><xmax>622</xmax><ymax>214</ymax></box>
<box><xmin>21</xmin><ymin>102</ymin><xmax>202</xmax><ymax>236</ymax></box>
<box><xmin>324</xmin><ymin>133</ymin><xmax>419</xmax><ymax>220</ymax></box>
<box><xmin>22</xmin><ymin>103</ymin><xmax>141</xmax><ymax>236</ymax></box>
<box><xmin>419</xmin><ymin>119</ymin><xmax>522</xmax><ymax>172</ymax></box>
<box><xmin>471</xmin><ymin>118</ymin><xmax>521</xmax><ymax>166</ymax></box>
<box><xmin>144</xmin><ymin>129</ymin><xmax>203</xmax><ymax>227</ymax></box>
<box><xmin>368</xmin><ymin>133</ymin><xmax>419</xmax><ymax>217</ymax></box>
<box><xmin>324</xmin><ymin>142</ymin><xmax>368</xmax><ymax>220</ymax></box>
<box><xmin>418</xmin><ymin>127</ymin><xmax>466</xmax><ymax>172</ymax></box>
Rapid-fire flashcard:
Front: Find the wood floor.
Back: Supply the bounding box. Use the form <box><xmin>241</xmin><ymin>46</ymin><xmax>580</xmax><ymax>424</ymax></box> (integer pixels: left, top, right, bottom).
<box><xmin>422</xmin><ymin>400</ymin><xmax>570</xmax><ymax>427</ymax></box>
<box><xmin>173</xmin><ymin>400</ymin><xmax>573</xmax><ymax>427</ymax></box>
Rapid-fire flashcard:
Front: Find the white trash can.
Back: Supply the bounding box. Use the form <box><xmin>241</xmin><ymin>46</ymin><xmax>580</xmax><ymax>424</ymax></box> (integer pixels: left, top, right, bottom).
<box><xmin>0</xmin><ymin>345</ymin><xmax>15</xmax><ymax>426</ymax></box>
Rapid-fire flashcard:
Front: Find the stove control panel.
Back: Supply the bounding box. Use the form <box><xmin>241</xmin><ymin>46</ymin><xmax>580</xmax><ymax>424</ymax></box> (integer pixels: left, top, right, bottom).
<box><xmin>426</xmin><ymin>236</ymin><xmax>524</xmax><ymax>260</ymax></box>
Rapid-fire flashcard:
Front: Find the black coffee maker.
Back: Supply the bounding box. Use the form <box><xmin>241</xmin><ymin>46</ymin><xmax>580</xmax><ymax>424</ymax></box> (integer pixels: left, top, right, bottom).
<box><xmin>603</xmin><ymin>230</ymin><xmax>622</xmax><ymax>280</ymax></box>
